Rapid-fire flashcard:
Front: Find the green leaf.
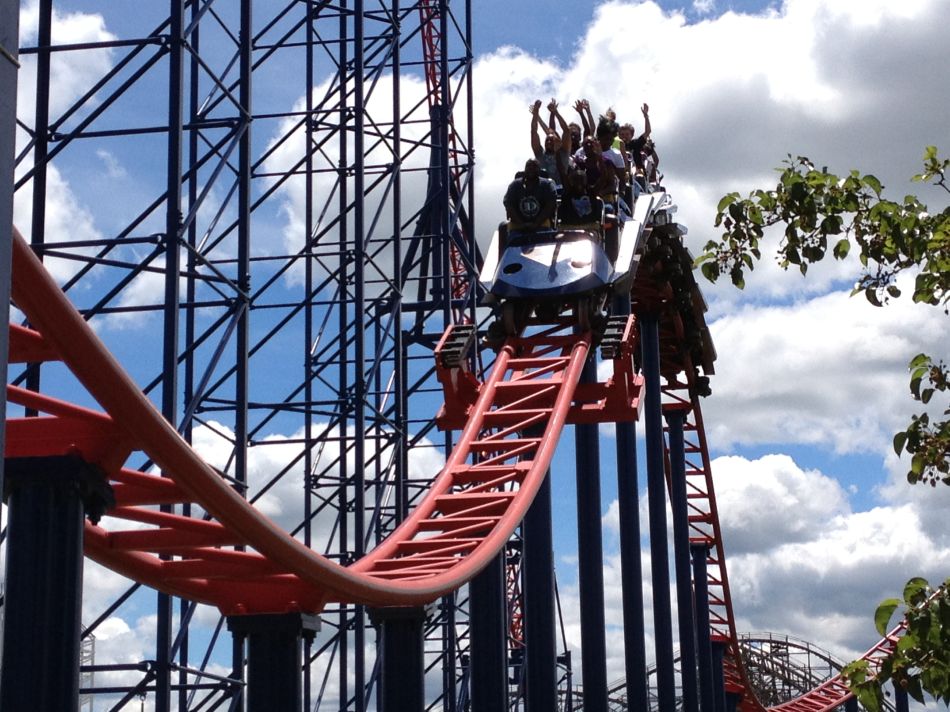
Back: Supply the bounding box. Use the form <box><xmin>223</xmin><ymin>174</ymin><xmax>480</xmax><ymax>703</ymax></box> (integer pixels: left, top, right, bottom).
<box><xmin>863</xmin><ymin>174</ymin><xmax>883</xmax><ymax>195</ymax></box>
<box><xmin>894</xmin><ymin>431</ymin><xmax>908</xmax><ymax>455</ymax></box>
<box><xmin>730</xmin><ymin>266</ymin><xmax>745</xmax><ymax>289</ymax></box>
<box><xmin>700</xmin><ymin>261</ymin><xmax>719</xmax><ymax>283</ymax></box>
<box><xmin>855</xmin><ymin>683</ymin><xmax>882</xmax><ymax>712</ymax></box>
<box><xmin>717</xmin><ymin>192</ymin><xmax>739</xmax><ymax>213</ymax></box>
<box><xmin>896</xmin><ymin>631</ymin><xmax>918</xmax><ymax>653</ymax></box>
<box><xmin>903</xmin><ymin>577</ymin><xmax>930</xmax><ymax>606</ymax></box>
<box><xmin>821</xmin><ymin>215</ymin><xmax>843</xmax><ymax>236</ymax></box>
<box><xmin>833</xmin><ymin>238</ymin><xmax>851</xmax><ymax>260</ymax></box>
<box><xmin>875</xmin><ymin>599</ymin><xmax>901</xmax><ymax>636</ymax></box>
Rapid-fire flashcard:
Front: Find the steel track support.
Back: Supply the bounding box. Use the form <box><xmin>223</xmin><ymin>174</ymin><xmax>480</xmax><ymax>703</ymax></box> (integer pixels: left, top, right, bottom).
<box><xmin>642</xmin><ymin>314</ymin><xmax>677</xmax><ymax>712</ymax></box>
<box><xmin>711</xmin><ymin>639</ymin><xmax>728</xmax><ymax>712</ymax></box>
<box><xmin>845</xmin><ymin>696</ymin><xmax>859</xmax><ymax>712</ymax></box>
<box><xmin>469</xmin><ymin>553</ymin><xmax>508</xmax><ymax>711</ymax></box>
<box><xmin>614</xmin><ymin>294</ymin><xmax>650</xmax><ymax>712</ymax></box>
<box><xmin>894</xmin><ymin>685</ymin><xmax>909</xmax><ymax>712</ymax></box>
<box><xmin>691</xmin><ymin>542</ymin><xmax>716</xmax><ymax>712</ymax></box>
<box><xmin>370</xmin><ymin>607</ymin><xmax>428</xmax><ymax>712</ymax></box>
<box><xmin>227</xmin><ymin>613</ymin><xmax>320</xmax><ymax>712</ymax></box>
<box><xmin>575</xmin><ymin>354</ymin><xmax>609</xmax><ymax>709</ymax></box>
<box><xmin>157</xmin><ymin>1</ymin><xmax>186</xmax><ymax>709</ymax></box>
<box><xmin>523</xmin><ymin>469</ymin><xmax>558</xmax><ymax>711</ymax></box>
<box><xmin>0</xmin><ymin>0</ymin><xmax>17</xmax><ymax>492</ymax></box>
<box><xmin>0</xmin><ymin>455</ymin><xmax>113</xmax><ymax>711</ymax></box>
<box><xmin>668</xmin><ymin>408</ymin><xmax>699</xmax><ymax>712</ymax></box>
<box><xmin>726</xmin><ymin>690</ymin><xmax>742</xmax><ymax>712</ymax></box>
<box><xmin>23</xmin><ymin>0</ymin><xmax>51</xmax><ymax>407</ymax></box>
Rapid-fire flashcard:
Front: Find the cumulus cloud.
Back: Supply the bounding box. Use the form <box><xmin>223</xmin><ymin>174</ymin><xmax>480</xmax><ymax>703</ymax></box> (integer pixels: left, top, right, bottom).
<box><xmin>14</xmin><ymin>1</ymin><xmax>116</xmax><ymax>282</ymax></box>
<box><xmin>702</xmin><ymin>280</ymin><xmax>950</xmax><ymax>454</ymax></box>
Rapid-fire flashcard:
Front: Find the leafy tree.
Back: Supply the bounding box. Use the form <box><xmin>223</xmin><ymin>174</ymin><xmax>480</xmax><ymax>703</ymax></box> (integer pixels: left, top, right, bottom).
<box><xmin>695</xmin><ymin>148</ymin><xmax>950</xmax><ymax>706</ymax></box>
<box><xmin>696</xmin><ymin>147</ymin><xmax>949</xmax><ymax>486</ymax></box>
<box><xmin>842</xmin><ymin>577</ymin><xmax>950</xmax><ymax>712</ymax></box>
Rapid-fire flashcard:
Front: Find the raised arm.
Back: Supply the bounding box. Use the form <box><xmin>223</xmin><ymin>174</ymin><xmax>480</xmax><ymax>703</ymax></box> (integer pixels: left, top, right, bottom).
<box><xmin>582</xmin><ymin>100</ymin><xmax>595</xmax><ymax>138</ymax></box>
<box><xmin>549</xmin><ymin>99</ymin><xmax>572</xmax><ymax>155</ymax></box>
<box><xmin>574</xmin><ymin>99</ymin><xmax>593</xmax><ymax>138</ymax></box>
<box><xmin>530</xmin><ymin>100</ymin><xmax>543</xmax><ymax>157</ymax></box>
<box><xmin>640</xmin><ymin>103</ymin><xmax>652</xmax><ymax>141</ymax></box>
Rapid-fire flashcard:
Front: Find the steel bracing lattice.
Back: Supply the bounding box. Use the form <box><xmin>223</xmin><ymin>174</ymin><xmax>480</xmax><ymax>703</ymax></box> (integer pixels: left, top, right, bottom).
<box><xmin>9</xmin><ymin>1</ymin><xmax>477</xmax><ymax>708</ymax></box>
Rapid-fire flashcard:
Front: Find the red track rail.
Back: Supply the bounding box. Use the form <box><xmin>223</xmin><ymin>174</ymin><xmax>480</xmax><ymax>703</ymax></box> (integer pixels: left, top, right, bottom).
<box><xmin>660</xmin><ymin>339</ymin><xmax>902</xmax><ymax>712</ymax></box>
<box><xmin>5</xmin><ymin>227</ymin><xmax>589</xmax><ymax>614</ymax></box>
<box><xmin>5</xmin><ymin>224</ymin><xmax>910</xmax><ymax>709</ymax></box>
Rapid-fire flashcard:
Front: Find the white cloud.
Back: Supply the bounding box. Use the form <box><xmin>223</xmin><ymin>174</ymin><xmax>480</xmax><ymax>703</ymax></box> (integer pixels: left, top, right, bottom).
<box><xmin>13</xmin><ymin>166</ymin><xmax>105</xmax><ymax>283</ymax></box>
<box><xmin>702</xmin><ymin>280</ymin><xmax>950</xmax><ymax>454</ymax></box>
<box><xmin>14</xmin><ymin>1</ymin><xmax>116</xmax><ymax>282</ymax></box>
<box><xmin>712</xmin><ymin>454</ymin><xmax>851</xmax><ymax>553</ymax></box>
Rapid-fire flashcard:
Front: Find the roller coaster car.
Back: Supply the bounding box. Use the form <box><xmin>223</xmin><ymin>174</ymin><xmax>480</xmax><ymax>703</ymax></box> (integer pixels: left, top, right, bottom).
<box><xmin>479</xmin><ymin>191</ymin><xmax>670</xmax><ymax>336</ymax></box>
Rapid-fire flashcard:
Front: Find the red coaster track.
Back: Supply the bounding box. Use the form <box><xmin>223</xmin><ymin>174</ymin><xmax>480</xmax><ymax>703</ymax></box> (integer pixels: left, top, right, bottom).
<box><xmin>4</xmin><ymin>224</ymin><xmax>903</xmax><ymax>709</ymax></box>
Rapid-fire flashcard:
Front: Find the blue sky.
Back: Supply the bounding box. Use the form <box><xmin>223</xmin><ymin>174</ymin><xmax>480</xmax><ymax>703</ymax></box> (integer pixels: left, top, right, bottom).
<box><xmin>9</xmin><ymin>0</ymin><xmax>950</xmax><ymax>703</ymax></box>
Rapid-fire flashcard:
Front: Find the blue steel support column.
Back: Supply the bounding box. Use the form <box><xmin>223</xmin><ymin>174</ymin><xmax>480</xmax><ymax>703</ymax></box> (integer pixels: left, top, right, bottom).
<box><xmin>227</xmin><ymin>613</ymin><xmax>320</xmax><ymax>712</ymax></box>
<box><xmin>233</xmin><ymin>1</ymin><xmax>254</xmax><ymax>705</ymax></box>
<box><xmin>691</xmin><ymin>542</ymin><xmax>716</xmax><ymax>712</ymax></box>
<box><xmin>469</xmin><ymin>553</ymin><xmax>508</xmax><ymax>711</ymax></box>
<box><xmin>667</xmin><ymin>408</ymin><xmax>699</xmax><ymax>712</ymax></box>
<box><xmin>158</xmin><ymin>2</ymin><xmax>186</xmax><ymax>710</ymax></box>
<box><xmin>894</xmin><ymin>685</ymin><xmax>909</xmax><ymax>712</ymax></box>
<box><xmin>336</xmin><ymin>3</ymin><xmax>350</xmax><ymax>702</ymax></box>
<box><xmin>23</xmin><ymin>0</ymin><xmax>50</xmax><ymax>407</ymax></box>
<box><xmin>0</xmin><ymin>0</ymin><xmax>18</xmax><ymax>491</ymax></box>
<box><xmin>642</xmin><ymin>314</ymin><xmax>677</xmax><ymax>712</ymax></box>
<box><xmin>845</xmin><ymin>696</ymin><xmax>859</xmax><ymax>712</ymax></box>
<box><xmin>352</xmin><ymin>4</ymin><xmax>368</xmax><ymax>709</ymax></box>
<box><xmin>522</xmin><ymin>470</ymin><xmax>558</xmax><ymax>711</ymax></box>
<box><xmin>711</xmin><ymin>639</ymin><xmax>728</xmax><ymax>712</ymax></box>
<box><xmin>726</xmin><ymin>690</ymin><xmax>742</xmax><ymax>712</ymax></box>
<box><xmin>0</xmin><ymin>455</ymin><xmax>113</xmax><ymax>711</ymax></box>
<box><xmin>370</xmin><ymin>607</ymin><xmax>427</xmax><ymax>712</ymax></box>
<box><xmin>614</xmin><ymin>295</ymin><xmax>650</xmax><ymax>712</ymax></box>
<box><xmin>575</xmin><ymin>354</ymin><xmax>609</xmax><ymax>709</ymax></box>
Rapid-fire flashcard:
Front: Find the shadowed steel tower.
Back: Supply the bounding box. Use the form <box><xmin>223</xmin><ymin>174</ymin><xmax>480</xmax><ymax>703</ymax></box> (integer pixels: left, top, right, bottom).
<box><xmin>9</xmin><ymin>0</ymin><xmax>476</xmax><ymax>708</ymax></box>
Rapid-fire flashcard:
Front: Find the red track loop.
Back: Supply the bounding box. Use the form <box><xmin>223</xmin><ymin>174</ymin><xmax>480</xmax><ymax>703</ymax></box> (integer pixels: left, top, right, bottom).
<box><xmin>6</xmin><ymin>227</ymin><xmax>590</xmax><ymax>614</ymax></box>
